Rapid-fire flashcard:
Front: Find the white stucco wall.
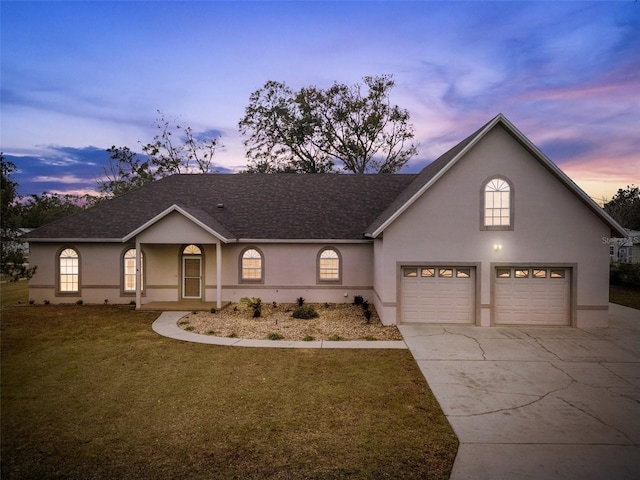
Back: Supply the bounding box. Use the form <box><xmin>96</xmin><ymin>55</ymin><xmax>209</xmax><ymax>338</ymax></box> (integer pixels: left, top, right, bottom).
<box><xmin>375</xmin><ymin>126</ymin><xmax>612</xmax><ymax>327</ymax></box>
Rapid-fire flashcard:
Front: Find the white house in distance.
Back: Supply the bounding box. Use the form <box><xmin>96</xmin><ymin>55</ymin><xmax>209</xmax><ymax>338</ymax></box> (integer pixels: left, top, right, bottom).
<box><xmin>26</xmin><ymin>114</ymin><xmax>626</xmax><ymax>327</ymax></box>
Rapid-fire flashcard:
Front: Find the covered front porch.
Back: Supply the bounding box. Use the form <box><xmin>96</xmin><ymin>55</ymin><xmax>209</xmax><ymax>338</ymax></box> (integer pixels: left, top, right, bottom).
<box><xmin>126</xmin><ymin>205</ymin><xmax>234</xmax><ymax>311</ymax></box>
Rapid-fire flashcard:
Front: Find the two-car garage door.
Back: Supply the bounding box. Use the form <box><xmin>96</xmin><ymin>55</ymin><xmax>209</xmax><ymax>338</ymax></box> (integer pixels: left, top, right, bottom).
<box><xmin>401</xmin><ymin>265</ymin><xmax>571</xmax><ymax>325</ymax></box>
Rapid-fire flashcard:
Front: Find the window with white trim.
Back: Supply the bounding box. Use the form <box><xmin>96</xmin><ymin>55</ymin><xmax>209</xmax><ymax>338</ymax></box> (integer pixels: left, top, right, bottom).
<box><xmin>241</xmin><ymin>248</ymin><xmax>263</xmax><ymax>281</ymax></box>
<box><xmin>483</xmin><ymin>177</ymin><xmax>512</xmax><ymax>229</ymax></box>
<box><xmin>318</xmin><ymin>248</ymin><xmax>341</xmax><ymax>282</ymax></box>
<box><xmin>59</xmin><ymin>248</ymin><xmax>79</xmax><ymax>292</ymax></box>
<box><xmin>123</xmin><ymin>248</ymin><xmax>144</xmax><ymax>292</ymax></box>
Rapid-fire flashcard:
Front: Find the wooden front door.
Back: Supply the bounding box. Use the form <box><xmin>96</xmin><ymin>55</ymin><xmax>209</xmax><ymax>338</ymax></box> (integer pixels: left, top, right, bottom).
<box><xmin>183</xmin><ymin>256</ymin><xmax>202</xmax><ymax>299</ymax></box>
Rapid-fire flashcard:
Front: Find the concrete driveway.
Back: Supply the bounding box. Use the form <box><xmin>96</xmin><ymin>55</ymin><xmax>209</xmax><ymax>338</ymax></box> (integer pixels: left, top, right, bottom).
<box><xmin>399</xmin><ymin>303</ymin><xmax>640</xmax><ymax>480</ymax></box>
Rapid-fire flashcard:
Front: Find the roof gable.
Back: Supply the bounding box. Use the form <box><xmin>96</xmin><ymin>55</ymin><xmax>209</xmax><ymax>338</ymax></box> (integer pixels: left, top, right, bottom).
<box><xmin>123</xmin><ymin>204</ymin><xmax>235</xmax><ymax>243</ymax></box>
<box><xmin>365</xmin><ymin>113</ymin><xmax>626</xmax><ymax>238</ymax></box>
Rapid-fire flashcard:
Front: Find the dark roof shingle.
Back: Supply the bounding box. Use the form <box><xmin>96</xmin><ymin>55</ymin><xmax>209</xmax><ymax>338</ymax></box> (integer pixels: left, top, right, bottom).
<box><xmin>28</xmin><ymin>174</ymin><xmax>417</xmax><ymax>241</ymax></box>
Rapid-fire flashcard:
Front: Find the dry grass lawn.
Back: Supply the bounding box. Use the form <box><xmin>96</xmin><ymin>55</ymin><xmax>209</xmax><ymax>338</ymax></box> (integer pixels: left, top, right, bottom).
<box><xmin>1</xmin><ymin>282</ymin><xmax>458</xmax><ymax>480</ymax></box>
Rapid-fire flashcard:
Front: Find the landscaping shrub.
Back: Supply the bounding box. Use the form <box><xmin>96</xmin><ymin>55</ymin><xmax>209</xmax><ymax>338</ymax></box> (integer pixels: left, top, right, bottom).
<box><xmin>267</xmin><ymin>332</ymin><xmax>284</xmax><ymax>340</ymax></box>
<box><xmin>240</xmin><ymin>297</ymin><xmax>262</xmax><ymax>317</ymax></box>
<box><xmin>610</xmin><ymin>263</ymin><xmax>640</xmax><ymax>288</ymax></box>
<box><xmin>353</xmin><ymin>295</ymin><xmax>364</xmax><ymax>306</ymax></box>
<box><xmin>364</xmin><ymin>310</ymin><xmax>372</xmax><ymax>323</ymax></box>
<box><xmin>296</xmin><ymin>296</ymin><xmax>305</xmax><ymax>307</ymax></box>
<box><xmin>292</xmin><ymin>305</ymin><xmax>319</xmax><ymax>319</ymax></box>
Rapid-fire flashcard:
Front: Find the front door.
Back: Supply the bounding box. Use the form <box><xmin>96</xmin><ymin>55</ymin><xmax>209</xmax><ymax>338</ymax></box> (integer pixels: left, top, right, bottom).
<box><xmin>183</xmin><ymin>256</ymin><xmax>202</xmax><ymax>299</ymax></box>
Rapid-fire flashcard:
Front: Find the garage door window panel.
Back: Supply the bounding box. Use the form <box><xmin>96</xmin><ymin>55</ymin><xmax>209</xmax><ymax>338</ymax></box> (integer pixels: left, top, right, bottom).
<box><xmin>533</xmin><ymin>269</ymin><xmax>547</xmax><ymax>278</ymax></box>
<box><xmin>439</xmin><ymin>268</ymin><xmax>453</xmax><ymax>277</ymax></box>
<box><xmin>421</xmin><ymin>268</ymin><xmax>435</xmax><ymax>277</ymax></box>
<box><xmin>404</xmin><ymin>268</ymin><xmax>418</xmax><ymax>277</ymax></box>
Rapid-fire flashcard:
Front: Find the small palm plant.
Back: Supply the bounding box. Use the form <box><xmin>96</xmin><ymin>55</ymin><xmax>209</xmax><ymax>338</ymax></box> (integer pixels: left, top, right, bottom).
<box><xmin>240</xmin><ymin>297</ymin><xmax>262</xmax><ymax>318</ymax></box>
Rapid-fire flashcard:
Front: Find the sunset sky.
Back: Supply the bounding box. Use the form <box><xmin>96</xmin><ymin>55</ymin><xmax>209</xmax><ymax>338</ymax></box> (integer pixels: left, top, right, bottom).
<box><xmin>1</xmin><ymin>0</ymin><xmax>638</xmax><ymax>204</ymax></box>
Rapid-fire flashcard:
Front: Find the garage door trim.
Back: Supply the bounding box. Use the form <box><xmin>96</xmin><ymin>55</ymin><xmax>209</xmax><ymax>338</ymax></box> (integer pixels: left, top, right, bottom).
<box><xmin>491</xmin><ymin>262</ymin><xmax>575</xmax><ymax>326</ymax></box>
<box><xmin>398</xmin><ymin>261</ymin><xmax>480</xmax><ymax>325</ymax></box>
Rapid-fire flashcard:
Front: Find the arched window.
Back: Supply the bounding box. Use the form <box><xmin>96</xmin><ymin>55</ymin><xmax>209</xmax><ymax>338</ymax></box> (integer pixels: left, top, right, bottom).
<box><xmin>318</xmin><ymin>247</ymin><xmax>341</xmax><ymax>283</ymax></box>
<box><xmin>59</xmin><ymin>247</ymin><xmax>79</xmax><ymax>293</ymax></box>
<box><xmin>241</xmin><ymin>248</ymin><xmax>263</xmax><ymax>282</ymax></box>
<box><xmin>123</xmin><ymin>248</ymin><xmax>143</xmax><ymax>292</ymax></box>
<box><xmin>183</xmin><ymin>244</ymin><xmax>202</xmax><ymax>255</ymax></box>
<box><xmin>482</xmin><ymin>177</ymin><xmax>513</xmax><ymax>230</ymax></box>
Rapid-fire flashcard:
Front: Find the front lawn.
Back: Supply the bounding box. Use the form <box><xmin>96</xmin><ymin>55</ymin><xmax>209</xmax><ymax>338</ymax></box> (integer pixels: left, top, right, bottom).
<box><xmin>0</xmin><ymin>302</ymin><xmax>458</xmax><ymax>480</ymax></box>
<box><xmin>609</xmin><ymin>284</ymin><xmax>640</xmax><ymax>310</ymax></box>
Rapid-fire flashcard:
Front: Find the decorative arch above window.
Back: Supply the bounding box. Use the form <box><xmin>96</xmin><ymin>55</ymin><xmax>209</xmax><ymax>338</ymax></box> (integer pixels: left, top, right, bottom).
<box><xmin>317</xmin><ymin>247</ymin><xmax>342</xmax><ymax>283</ymax></box>
<box><xmin>240</xmin><ymin>247</ymin><xmax>263</xmax><ymax>283</ymax></box>
<box><xmin>58</xmin><ymin>247</ymin><xmax>79</xmax><ymax>294</ymax></box>
<box><xmin>123</xmin><ymin>248</ymin><xmax>144</xmax><ymax>293</ymax></box>
<box><xmin>481</xmin><ymin>176</ymin><xmax>514</xmax><ymax>230</ymax></box>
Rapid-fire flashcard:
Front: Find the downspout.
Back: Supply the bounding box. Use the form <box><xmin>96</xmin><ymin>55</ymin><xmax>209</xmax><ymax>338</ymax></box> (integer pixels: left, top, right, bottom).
<box><xmin>216</xmin><ymin>241</ymin><xmax>222</xmax><ymax>309</ymax></box>
<box><xmin>135</xmin><ymin>238</ymin><xmax>142</xmax><ymax>309</ymax></box>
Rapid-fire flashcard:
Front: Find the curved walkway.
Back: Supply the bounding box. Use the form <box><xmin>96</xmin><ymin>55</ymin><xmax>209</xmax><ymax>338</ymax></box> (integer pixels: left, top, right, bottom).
<box><xmin>151</xmin><ymin>311</ymin><xmax>407</xmax><ymax>349</ymax></box>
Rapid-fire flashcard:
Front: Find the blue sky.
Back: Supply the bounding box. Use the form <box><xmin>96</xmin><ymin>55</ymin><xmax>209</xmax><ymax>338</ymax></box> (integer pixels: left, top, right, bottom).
<box><xmin>1</xmin><ymin>0</ymin><xmax>638</xmax><ymax>203</ymax></box>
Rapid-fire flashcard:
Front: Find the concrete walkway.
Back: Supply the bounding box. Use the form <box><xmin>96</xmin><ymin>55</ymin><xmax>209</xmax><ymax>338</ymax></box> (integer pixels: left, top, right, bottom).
<box><xmin>399</xmin><ymin>303</ymin><xmax>640</xmax><ymax>480</ymax></box>
<box><xmin>151</xmin><ymin>311</ymin><xmax>407</xmax><ymax>349</ymax></box>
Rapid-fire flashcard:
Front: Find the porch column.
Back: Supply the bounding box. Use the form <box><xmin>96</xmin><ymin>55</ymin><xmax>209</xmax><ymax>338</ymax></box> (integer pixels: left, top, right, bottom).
<box><xmin>135</xmin><ymin>238</ymin><xmax>142</xmax><ymax>309</ymax></box>
<box><xmin>216</xmin><ymin>241</ymin><xmax>222</xmax><ymax>309</ymax></box>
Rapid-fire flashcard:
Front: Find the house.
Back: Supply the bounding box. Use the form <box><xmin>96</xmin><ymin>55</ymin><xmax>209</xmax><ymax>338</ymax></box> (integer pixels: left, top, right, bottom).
<box><xmin>27</xmin><ymin>114</ymin><xmax>626</xmax><ymax>327</ymax></box>
<box><xmin>609</xmin><ymin>230</ymin><xmax>640</xmax><ymax>264</ymax></box>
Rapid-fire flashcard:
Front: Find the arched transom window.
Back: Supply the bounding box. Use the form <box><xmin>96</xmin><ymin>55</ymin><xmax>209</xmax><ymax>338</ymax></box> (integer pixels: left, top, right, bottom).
<box><xmin>318</xmin><ymin>248</ymin><xmax>341</xmax><ymax>282</ymax></box>
<box><xmin>484</xmin><ymin>178</ymin><xmax>511</xmax><ymax>227</ymax></box>
<box><xmin>241</xmin><ymin>248</ymin><xmax>263</xmax><ymax>281</ymax></box>
<box><xmin>59</xmin><ymin>247</ymin><xmax>79</xmax><ymax>292</ymax></box>
<box><xmin>123</xmin><ymin>248</ymin><xmax>144</xmax><ymax>292</ymax></box>
<box><xmin>183</xmin><ymin>244</ymin><xmax>202</xmax><ymax>255</ymax></box>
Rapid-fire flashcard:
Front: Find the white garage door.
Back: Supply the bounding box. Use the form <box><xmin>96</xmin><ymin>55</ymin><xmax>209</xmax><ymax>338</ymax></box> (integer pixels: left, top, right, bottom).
<box><xmin>402</xmin><ymin>266</ymin><xmax>475</xmax><ymax>323</ymax></box>
<box><xmin>495</xmin><ymin>267</ymin><xmax>570</xmax><ymax>326</ymax></box>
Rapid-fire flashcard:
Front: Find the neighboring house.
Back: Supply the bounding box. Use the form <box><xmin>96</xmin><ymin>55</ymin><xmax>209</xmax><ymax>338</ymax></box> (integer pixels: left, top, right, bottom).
<box><xmin>27</xmin><ymin>114</ymin><xmax>626</xmax><ymax>327</ymax></box>
<box><xmin>609</xmin><ymin>230</ymin><xmax>640</xmax><ymax>264</ymax></box>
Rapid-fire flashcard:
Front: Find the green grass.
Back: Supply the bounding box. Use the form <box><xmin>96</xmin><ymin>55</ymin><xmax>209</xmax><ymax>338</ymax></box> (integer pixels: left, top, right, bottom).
<box><xmin>610</xmin><ymin>284</ymin><xmax>640</xmax><ymax>310</ymax></box>
<box><xmin>1</xmin><ymin>303</ymin><xmax>458</xmax><ymax>480</ymax></box>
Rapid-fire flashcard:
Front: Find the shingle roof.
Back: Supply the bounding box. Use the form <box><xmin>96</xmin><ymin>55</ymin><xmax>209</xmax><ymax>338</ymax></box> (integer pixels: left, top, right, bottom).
<box><xmin>27</xmin><ymin>173</ymin><xmax>417</xmax><ymax>242</ymax></box>
<box><xmin>27</xmin><ymin>114</ymin><xmax>626</xmax><ymax>243</ymax></box>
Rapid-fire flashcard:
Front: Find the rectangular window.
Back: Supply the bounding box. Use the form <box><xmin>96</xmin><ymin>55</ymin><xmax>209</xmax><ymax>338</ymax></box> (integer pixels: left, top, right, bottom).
<box><xmin>242</xmin><ymin>258</ymin><xmax>262</xmax><ymax>279</ymax></box>
<box><xmin>532</xmin><ymin>269</ymin><xmax>547</xmax><ymax>278</ymax></box>
<box><xmin>515</xmin><ymin>269</ymin><xmax>529</xmax><ymax>278</ymax></box>
<box><xmin>404</xmin><ymin>268</ymin><xmax>418</xmax><ymax>277</ymax></box>
<box><xmin>497</xmin><ymin>268</ymin><xmax>511</xmax><ymax>278</ymax></box>
<box><xmin>60</xmin><ymin>259</ymin><xmax>79</xmax><ymax>292</ymax></box>
<box><xmin>456</xmin><ymin>268</ymin><xmax>471</xmax><ymax>278</ymax></box>
<box><xmin>319</xmin><ymin>262</ymin><xmax>339</xmax><ymax>279</ymax></box>
<box><xmin>438</xmin><ymin>268</ymin><xmax>453</xmax><ymax>278</ymax></box>
<box><xmin>124</xmin><ymin>258</ymin><xmax>136</xmax><ymax>291</ymax></box>
<box><xmin>421</xmin><ymin>268</ymin><xmax>435</xmax><ymax>277</ymax></box>
<box><xmin>550</xmin><ymin>269</ymin><xmax>565</xmax><ymax>278</ymax></box>
<box><xmin>609</xmin><ymin>246</ymin><xmax>615</xmax><ymax>255</ymax></box>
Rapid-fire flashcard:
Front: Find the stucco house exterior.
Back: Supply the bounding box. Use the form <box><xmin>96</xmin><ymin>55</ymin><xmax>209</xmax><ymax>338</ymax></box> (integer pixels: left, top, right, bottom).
<box><xmin>27</xmin><ymin>114</ymin><xmax>626</xmax><ymax>327</ymax></box>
